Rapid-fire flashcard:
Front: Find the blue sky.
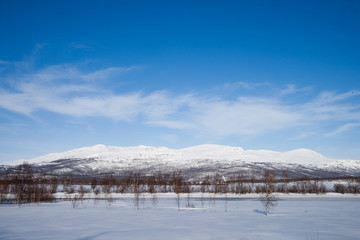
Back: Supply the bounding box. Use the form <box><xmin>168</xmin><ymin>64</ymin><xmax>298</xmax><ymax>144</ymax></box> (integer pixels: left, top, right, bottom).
<box><xmin>0</xmin><ymin>0</ymin><xmax>359</xmax><ymax>162</ymax></box>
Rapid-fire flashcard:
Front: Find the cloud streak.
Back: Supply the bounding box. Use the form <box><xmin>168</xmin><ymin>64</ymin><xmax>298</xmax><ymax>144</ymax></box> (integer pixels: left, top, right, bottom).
<box><xmin>0</xmin><ymin>62</ymin><xmax>359</xmax><ymax>139</ymax></box>
<box><xmin>325</xmin><ymin>123</ymin><xmax>360</xmax><ymax>137</ymax></box>
<box><xmin>280</xmin><ymin>84</ymin><xmax>312</xmax><ymax>96</ymax></box>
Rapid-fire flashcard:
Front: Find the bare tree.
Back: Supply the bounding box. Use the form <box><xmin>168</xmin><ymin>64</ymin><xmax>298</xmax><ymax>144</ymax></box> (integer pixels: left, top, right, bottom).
<box><xmin>105</xmin><ymin>194</ymin><xmax>114</xmax><ymax>208</ymax></box>
<box><xmin>49</xmin><ymin>175</ymin><xmax>58</xmax><ymax>194</ymax></box>
<box><xmin>101</xmin><ymin>174</ymin><xmax>114</xmax><ymax>195</ymax></box>
<box><xmin>281</xmin><ymin>170</ymin><xmax>288</xmax><ymax>193</ymax></box>
<box><xmin>260</xmin><ymin>170</ymin><xmax>277</xmax><ymax>216</ymax></box>
<box><xmin>141</xmin><ymin>193</ymin><xmax>146</xmax><ymax>209</ymax></box>
<box><xmin>72</xmin><ymin>193</ymin><xmax>84</xmax><ymax>209</ymax></box>
<box><xmin>200</xmin><ymin>192</ymin><xmax>204</xmax><ymax>208</ymax></box>
<box><xmin>93</xmin><ymin>187</ymin><xmax>100</xmax><ymax>206</ymax></box>
<box><xmin>209</xmin><ymin>193</ymin><xmax>216</xmax><ymax>212</ymax></box>
<box><xmin>235</xmin><ymin>174</ymin><xmax>247</xmax><ymax>194</ymax></box>
<box><xmin>91</xmin><ymin>177</ymin><xmax>97</xmax><ymax>191</ymax></box>
<box><xmin>0</xmin><ymin>174</ymin><xmax>10</xmax><ymax>204</ymax></box>
<box><xmin>152</xmin><ymin>193</ymin><xmax>158</xmax><ymax>209</ymax></box>
<box><xmin>133</xmin><ymin>172</ymin><xmax>141</xmax><ymax>209</ymax></box>
<box><xmin>157</xmin><ymin>171</ymin><xmax>163</xmax><ymax>193</ymax></box>
<box><xmin>334</xmin><ymin>184</ymin><xmax>346</xmax><ymax>194</ymax></box>
<box><xmin>12</xmin><ymin>163</ymin><xmax>34</xmax><ymax>205</ymax></box>
<box><xmin>250</xmin><ymin>171</ymin><xmax>256</xmax><ymax>192</ymax></box>
<box><xmin>62</xmin><ymin>174</ymin><xmax>74</xmax><ymax>195</ymax></box>
<box><xmin>172</xmin><ymin>170</ymin><xmax>183</xmax><ymax>211</ymax></box>
<box><xmin>224</xmin><ymin>186</ymin><xmax>228</xmax><ymax>213</ymax></box>
<box><xmin>175</xmin><ymin>192</ymin><xmax>181</xmax><ymax>211</ymax></box>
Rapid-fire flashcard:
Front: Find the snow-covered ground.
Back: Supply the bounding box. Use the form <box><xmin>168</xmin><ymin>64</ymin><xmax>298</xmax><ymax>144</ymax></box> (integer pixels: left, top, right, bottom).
<box><xmin>1</xmin><ymin>193</ymin><xmax>359</xmax><ymax>240</ymax></box>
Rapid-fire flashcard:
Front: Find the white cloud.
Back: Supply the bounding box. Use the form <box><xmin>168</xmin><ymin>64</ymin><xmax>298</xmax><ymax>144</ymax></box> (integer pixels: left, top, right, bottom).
<box><xmin>280</xmin><ymin>84</ymin><xmax>312</xmax><ymax>96</ymax></box>
<box><xmin>188</xmin><ymin>97</ymin><xmax>303</xmax><ymax>136</ymax></box>
<box><xmin>1</xmin><ymin>81</ymin><xmax>306</xmax><ymax>136</ymax></box>
<box><xmin>325</xmin><ymin>123</ymin><xmax>360</xmax><ymax>137</ymax></box>
<box><xmin>301</xmin><ymin>91</ymin><xmax>360</xmax><ymax>122</ymax></box>
<box><xmin>145</xmin><ymin>120</ymin><xmax>194</xmax><ymax>129</ymax></box>
<box><xmin>0</xmin><ymin>62</ymin><xmax>360</xmax><ymax>139</ymax></box>
<box><xmin>223</xmin><ymin>81</ymin><xmax>270</xmax><ymax>90</ymax></box>
<box><xmin>83</xmin><ymin>66</ymin><xmax>137</xmax><ymax>81</ymax></box>
<box><xmin>0</xmin><ymin>60</ymin><xmax>10</xmax><ymax>64</ymax></box>
<box><xmin>291</xmin><ymin>131</ymin><xmax>316</xmax><ymax>140</ymax></box>
<box><xmin>70</xmin><ymin>42</ymin><xmax>93</xmax><ymax>50</ymax></box>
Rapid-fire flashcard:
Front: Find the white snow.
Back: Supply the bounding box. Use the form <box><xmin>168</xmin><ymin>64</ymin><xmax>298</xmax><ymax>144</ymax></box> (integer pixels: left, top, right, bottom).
<box><xmin>1</xmin><ymin>194</ymin><xmax>359</xmax><ymax>240</ymax></box>
<box><xmin>4</xmin><ymin>144</ymin><xmax>360</xmax><ymax>173</ymax></box>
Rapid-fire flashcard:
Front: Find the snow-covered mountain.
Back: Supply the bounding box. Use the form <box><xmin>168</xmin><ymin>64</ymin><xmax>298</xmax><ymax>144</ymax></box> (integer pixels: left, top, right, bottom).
<box><xmin>2</xmin><ymin>144</ymin><xmax>360</xmax><ymax>180</ymax></box>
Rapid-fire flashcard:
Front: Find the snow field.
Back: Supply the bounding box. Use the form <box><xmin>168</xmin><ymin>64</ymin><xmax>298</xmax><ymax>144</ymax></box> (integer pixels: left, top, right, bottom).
<box><xmin>1</xmin><ymin>194</ymin><xmax>359</xmax><ymax>240</ymax></box>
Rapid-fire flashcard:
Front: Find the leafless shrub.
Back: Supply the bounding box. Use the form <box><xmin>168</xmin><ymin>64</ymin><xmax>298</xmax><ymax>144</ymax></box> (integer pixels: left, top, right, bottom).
<box><xmin>134</xmin><ymin>191</ymin><xmax>140</xmax><ymax>209</ymax></box>
<box><xmin>319</xmin><ymin>184</ymin><xmax>327</xmax><ymax>194</ymax></box>
<box><xmin>141</xmin><ymin>194</ymin><xmax>146</xmax><ymax>209</ymax></box>
<box><xmin>72</xmin><ymin>193</ymin><xmax>84</xmax><ymax>209</ymax></box>
<box><xmin>175</xmin><ymin>193</ymin><xmax>181</xmax><ymax>211</ymax></box>
<box><xmin>132</xmin><ymin>172</ymin><xmax>141</xmax><ymax>210</ymax></box>
<box><xmin>172</xmin><ymin>170</ymin><xmax>183</xmax><ymax>194</ymax></box>
<box><xmin>200</xmin><ymin>192</ymin><xmax>204</xmax><ymax>208</ymax></box>
<box><xmin>209</xmin><ymin>193</ymin><xmax>216</xmax><ymax>212</ymax></box>
<box><xmin>224</xmin><ymin>193</ymin><xmax>228</xmax><ymax>213</ymax></box>
<box><xmin>105</xmin><ymin>194</ymin><xmax>114</xmax><ymax>208</ymax></box>
<box><xmin>8</xmin><ymin>163</ymin><xmax>54</xmax><ymax>205</ymax></box>
<box><xmin>348</xmin><ymin>184</ymin><xmax>359</xmax><ymax>194</ymax></box>
<box><xmin>91</xmin><ymin>177</ymin><xmax>97</xmax><ymax>191</ymax></box>
<box><xmin>92</xmin><ymin>187</ymin><xmax>100</xmax><ymax>206</ymax></box>
<box><xmin>186</xmin><ymin>202</ymin><xmax>195</xmax><ymax>208</ymax></box>
<box><xmin>78</xmin><ymin>185</ymin><xmax>89</xmax><ymax>197</ymax></box>
<box><xmin>0</xmin><ymin>176</ymin><xmax>10</xmax><ymax>204</ymax></box>
<box><xmin>255</xmin><ymin>185</ymin><xmax>263</xmax><ymax>193</ymax></box>
<box><xmin>93</xmin><ymin>187</ymin><xmax>100</xmax><ymax>195</ymax></box>
<box><xmin>281</xmin><ymin>170</ymin><xmax>289</xmax><ymax>194</ymax></box>
<box><xmin>152</xmin><ymin>193</ymin><xmax>158</xmax><ymax>209</ymax></box>
<box><xmin>334</xmin><ymin>184</ymin><xmax>346</xmax><ymax>194</ymax></box>
<box><xmin>101</xmin><ymin>174</ymin><xmax>114</xmax><ymax>195</ymax></box>
<box><xmin>62</xmin><ymin>175</ymin><xmax>74</xmax><ymax>194</ymax></box>
<box><xmin>235</xmin><ymin>174</ymin><xmax>248</xmax><ymax>194</ymax></box>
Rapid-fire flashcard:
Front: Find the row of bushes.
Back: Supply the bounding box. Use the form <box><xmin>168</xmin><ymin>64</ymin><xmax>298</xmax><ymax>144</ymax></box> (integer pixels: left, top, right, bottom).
<box><xmin>0</xmin><ymin>163</ymin><xmax>57</xmax><ymax>204</ymax></box>
<box><xmin>0</xmin><ymin>164</ymin><xmax>359</xmax><ymax>205</ymax></box>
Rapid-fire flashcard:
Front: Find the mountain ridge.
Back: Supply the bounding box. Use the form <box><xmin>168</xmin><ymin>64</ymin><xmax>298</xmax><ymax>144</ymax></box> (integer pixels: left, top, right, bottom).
<box><xmin>2</xmin><ymin>144</ymin><xmax>359</xmax><ymax>180</ymax></box>
<box><xmin>5</xmin><ymin>144</ymin><xmax>341</xmax><ymax>165</ymax></box>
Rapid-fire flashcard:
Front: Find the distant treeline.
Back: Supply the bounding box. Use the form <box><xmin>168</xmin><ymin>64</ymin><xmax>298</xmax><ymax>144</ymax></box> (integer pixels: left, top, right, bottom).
<box><xmin>0</xmin><ymin>163</ymin><xmax>359</xmax><ymax>205</ymax></box>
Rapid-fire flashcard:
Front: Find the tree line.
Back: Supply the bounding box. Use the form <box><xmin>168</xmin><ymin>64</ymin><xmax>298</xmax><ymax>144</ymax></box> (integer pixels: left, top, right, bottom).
<box><xmin>0</xmin><ymin>163</ymin><xmax>359</xmax><ymax>205</ymax></box>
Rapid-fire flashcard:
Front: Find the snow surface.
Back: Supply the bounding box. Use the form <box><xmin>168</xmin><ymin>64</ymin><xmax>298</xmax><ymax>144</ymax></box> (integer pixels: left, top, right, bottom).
<box><xmin>1</xmin><ymin>194</ymin><xmax>359</xmax><ymax>240</ymax></box>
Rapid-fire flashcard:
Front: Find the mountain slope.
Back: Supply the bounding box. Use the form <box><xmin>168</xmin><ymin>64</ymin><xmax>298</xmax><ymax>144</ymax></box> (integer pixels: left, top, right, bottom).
<box><xmin>2</xmin><ymin>144</ymin><xmax>360</xmax><ymax>180</ymax></box>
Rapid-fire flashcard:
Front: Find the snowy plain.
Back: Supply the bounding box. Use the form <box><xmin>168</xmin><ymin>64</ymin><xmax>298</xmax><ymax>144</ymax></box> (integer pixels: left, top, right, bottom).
<box><xmin>1</xmin><ymin>193</ymin><xmax>359</xmax><ymax>240</ymax></box>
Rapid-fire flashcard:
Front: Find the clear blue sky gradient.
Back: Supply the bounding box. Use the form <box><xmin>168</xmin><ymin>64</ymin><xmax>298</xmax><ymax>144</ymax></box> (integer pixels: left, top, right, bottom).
<box><xmin>0</xmin><ymin>0</ymin><xmax>359</xmax><ymax>162</ymax></box>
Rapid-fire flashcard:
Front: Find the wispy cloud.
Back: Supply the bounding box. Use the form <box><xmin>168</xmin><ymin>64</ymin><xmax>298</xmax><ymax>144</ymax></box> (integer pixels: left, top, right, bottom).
<box><xmin>145</xmin><ymin>120</ymin><xmax>194</xmax><ymax>129</ymax></box>
<box><xmin>223</xmin><ymin>81</ymin><xmax>271</xmax><ymax>90</ymax></box>
<box><xmin>280</xmin><ymin>84</ymin><xmax>312</xmax><ymax>96</ymax></box>
<box><xmin>0</xmin><ymin>60</ymin><xmax>10</xmax><ymax>65</ymax></box>
<box><xmin>291</xmin><ymin>131</ymin><xmax>317</xmax><ymax>140</ymax></box>
<box><xmin>0</xmin><ymin>123</ymin><xmax>27</xmax><ymax>135</ymax></box>
<box><xmin>301</xmin><ymin>91</ymin><xmax>360</xmax><ymax>122</ymax></box>
<box><xmin>70</xmin><ymin>42</ymin><xmax>93</xmax><ymax>50</ymax></box>
<box><xmin>0</xmin><ymin>61</ymin><xmax>359</xmax><ymax>139</ymax></box>
<box><xmin>325</xmin><ymin>123</ymin><xmax>360</xmax><ymax>137</ymax></box>
<box><xmin>83</xmin><ymin>66</ymin><xmax>138</xmax><ymax>81</ymax></box>
<box><xmin>184</xmin><ymin>97</ymin><xmax>303</xmax><ymax>136</ymax></box>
